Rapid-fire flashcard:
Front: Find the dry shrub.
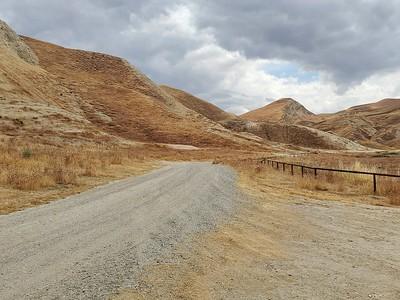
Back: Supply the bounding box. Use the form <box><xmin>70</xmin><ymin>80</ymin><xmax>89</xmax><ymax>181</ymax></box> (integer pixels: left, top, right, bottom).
<box><xmin>110</xmin><ymin>153</ymin><xmax>124</xmax><ymax>165</ymax></box>
<box><xmin>390</xmin><ymin>197</ymin><xmax>400</xmax><ymax>206</ymax></box>
<box><xmin>4</xmin><ymin>161</ymin><xmax>55</xmax><ymax>190</ymax></box>
<box><xmin>296</xmin><ymin>176</ymin><xmax>328</xmax><ymax>191</ymax></box>
<box><xmin>51</xmin><ymin>163</ymin><xmax>78</xmax><ymax>185</ymax></box>
<box><xmin>82</xmin><ymin>163</ymin><xmax>99</xmax><ymax>177</ymax></box>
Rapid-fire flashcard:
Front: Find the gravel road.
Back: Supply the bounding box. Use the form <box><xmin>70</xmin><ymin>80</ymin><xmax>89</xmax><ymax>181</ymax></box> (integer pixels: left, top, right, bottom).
<box><xmin>0</xmin><ymin>162</ymin><xmax>240</xmax><ymax>299</ymax></box>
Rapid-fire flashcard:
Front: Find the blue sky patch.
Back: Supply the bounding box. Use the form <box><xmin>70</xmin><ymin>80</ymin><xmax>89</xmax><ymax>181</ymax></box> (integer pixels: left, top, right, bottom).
<box><xmin>264</xmin><ymin>61</ymin><xmax>319</xmax><ymax>83</ymax></box>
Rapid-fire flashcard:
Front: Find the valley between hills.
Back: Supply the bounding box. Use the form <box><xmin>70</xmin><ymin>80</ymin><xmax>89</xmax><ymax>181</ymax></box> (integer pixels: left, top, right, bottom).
<box><xmin>1</xmin><ymin>18</ymin><xmax>400</xmax><ymax>300</ymax></box>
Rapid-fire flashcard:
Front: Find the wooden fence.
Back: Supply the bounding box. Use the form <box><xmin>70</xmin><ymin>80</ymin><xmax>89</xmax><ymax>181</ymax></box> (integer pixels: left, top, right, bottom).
<box><xmin>260</xmin><ymin>158</ymin><xmax>400</xmax><ymax>193</ymax></box>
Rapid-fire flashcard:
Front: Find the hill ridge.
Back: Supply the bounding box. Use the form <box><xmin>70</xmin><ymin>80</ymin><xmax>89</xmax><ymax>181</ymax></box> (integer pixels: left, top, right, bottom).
<box><xmin>241</xmin><ymin>97</ymin><xmax>314</xmax><ymax>123</ymax></box>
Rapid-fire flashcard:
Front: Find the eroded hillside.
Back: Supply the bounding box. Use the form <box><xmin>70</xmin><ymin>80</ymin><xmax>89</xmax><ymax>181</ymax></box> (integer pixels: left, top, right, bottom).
<box><xmin>0</xmin><ymin>21</ymin><xmax>105</xmax><ymax>144</ymax></box>
<box><xmin>223</xmin><ymin>119</ymin><xmax>367</xmax><ymax>151</ymax></box>
<box><xmin>243</xmin><ymin>97</ymin><xmax>400</xmax><ymax>149</ymax></box>
<box><xmin>241</xmin><ymin>98</ymin><xmax>314</xmax><ymax>124</ymax></box>
<box><xmin>303</xmin><ymin>99</ymin><xmax>400</xmax><ymax>148</ymax></box>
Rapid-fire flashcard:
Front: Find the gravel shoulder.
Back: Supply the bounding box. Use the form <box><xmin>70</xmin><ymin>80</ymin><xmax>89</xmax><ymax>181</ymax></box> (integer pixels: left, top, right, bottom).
<box><xmin>0</xmin><ymin>162</ymin><xmax>241</xmax><ymax>299</ymax></box>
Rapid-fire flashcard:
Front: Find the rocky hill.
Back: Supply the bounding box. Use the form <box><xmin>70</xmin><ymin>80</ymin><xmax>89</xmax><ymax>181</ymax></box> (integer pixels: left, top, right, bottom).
<box><xmin>223</xmin><ymin>119</ymin><xmax>367</xmax><ymax>151</ymax></box>
<box><xmin>241</xmin><ymin>98</ymin><xmax>314</xmax><ymax>124</ymax></box>
<box><xmin>0</xmin><ymin>20</ymin><xmax>38</xmax><ymax>65</ymax></box>
<box><xmin>301</xmin><ymin>99</ymin><xmax>400</xmax><ymax>148</ymax></box>
<box><xmin>0</xmin><ymin>21</ymin><xmax>101</xmax><ymax>144</ymax></box>
<box><xmin>243</xmin><ymin>96</ymin><xmax>400</xmax><ymax>149</ymax></box>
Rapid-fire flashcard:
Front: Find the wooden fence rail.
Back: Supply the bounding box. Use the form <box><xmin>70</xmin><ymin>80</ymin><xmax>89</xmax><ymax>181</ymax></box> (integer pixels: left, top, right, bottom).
<box><xmin>259</xmin><ymin>158</ymin><xmax>400</xmax><ymax>193</ymax></box>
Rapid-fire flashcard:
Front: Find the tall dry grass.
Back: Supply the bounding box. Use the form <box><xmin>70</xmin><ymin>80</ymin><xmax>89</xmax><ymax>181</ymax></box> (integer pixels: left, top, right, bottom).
<box><xmin>271</xmin><ymin>159</ymin><xmax>400</xmax><ymax>205</ymax></box>
<box><xmin>0</xmin><ymin>141</ymin><xmax>150</xmax><ymax>191</ymax></box>
<box><xmin>226</xmin><ymin>157</ymin><xmax>400</xmax><ymax>206</ymax></box>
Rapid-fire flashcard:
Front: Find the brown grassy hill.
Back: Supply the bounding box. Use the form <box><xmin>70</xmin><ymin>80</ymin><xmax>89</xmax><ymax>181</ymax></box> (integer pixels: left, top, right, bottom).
<box><xmin>241</xmin><ymin>98</ymin><xmax>314</xmax><ymax>123</ymax></box>
<box><xmin>22</xmin><ymin>36</ymin><xmax>245</xmax><ymax>147</ymax></box>
<box><xmin>0</xmin><ymin>19</ymin><xmax>260</xmax><ymax>148</ymax></box>
<box><xmin>223</xmin><ymin>119</ymin><xmax>367</xmax><ymax>150</ymax></box>
<box><xmin>303</xmin><ymin>99</ymin><xmax>400</xmax><ymax>148</ymax></box>
<box><xmin>0</xmin><ymin>21</ymin><xmax>106</xmax><ymax>144</ymax></box>
<box><xmin>160</xmin><ymin>85</ymin><xmax>236</xmax><ymax>122</ymax></box>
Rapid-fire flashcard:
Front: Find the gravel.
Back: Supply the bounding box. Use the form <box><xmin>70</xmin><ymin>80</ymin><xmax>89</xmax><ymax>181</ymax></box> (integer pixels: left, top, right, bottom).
<box><xmin>0</xmin><ymin>162</ymin><xmax>240</xmax><ymax>299</ymax></box>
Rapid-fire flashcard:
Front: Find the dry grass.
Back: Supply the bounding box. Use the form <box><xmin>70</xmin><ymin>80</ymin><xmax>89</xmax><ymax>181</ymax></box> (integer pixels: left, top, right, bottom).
<box><xmin>225</xmin><ymin>156</ymin><xmax>400</xmax><ymax>207</ymax></box>
<box><xmin>287</xmin><ymin>159</ymin><xmax>400</xmax><ymax>205</ymax></box>
<box><xmin>0</xmin><ymin>139</ymin><xmax>266</xmax><ymax>214</ymax></box>
<box><xmin>0</xmin><ymin>142</ymin><xmax>143</xmax><ymax>191</ymax></box>
<box><xmin>0</xmin><ymin>140</ymin><xmax>169</xmax><ymax>214</ymax></box>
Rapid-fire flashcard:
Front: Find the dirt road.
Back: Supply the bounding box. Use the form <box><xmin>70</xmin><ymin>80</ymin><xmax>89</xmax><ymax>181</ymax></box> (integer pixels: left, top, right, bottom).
<box><xmin>0</xmin><ymin>162</ymin><xmax>240</xmax><ymax>299</ymax></box>
<box><xmin>115</xmin><ymin>169</ymin><xmax>400</xmax><ymax>300</ymax></box>
<box><xmin>2</xmin><ymin>162</ymin><xmax>400</xmax><ymax>299</ymax></box>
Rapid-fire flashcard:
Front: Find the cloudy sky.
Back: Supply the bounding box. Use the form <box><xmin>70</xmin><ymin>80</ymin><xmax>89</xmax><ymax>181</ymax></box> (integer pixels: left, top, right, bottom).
<box><xmin>1</xmin><ymin>0</ymin><xmax>400</xmax><ymax>114</ymax></box>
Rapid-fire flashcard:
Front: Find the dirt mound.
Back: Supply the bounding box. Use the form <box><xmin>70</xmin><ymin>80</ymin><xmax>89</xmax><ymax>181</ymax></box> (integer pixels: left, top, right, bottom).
<box><xmin>241</xmin><ymin>98</ymin><xmax>314</xmax><ymax>124</ymax></box>
<box><xmin>303</xmin><ymin>99</ymin><xmax>400</xmax><ymax>149</ymax></box>
<box><xmin>223</xmin><ymin>119</ymin><xmax>367</xmax><ymax>150</ymax></box>
<box><xmin>0</xmin><ymin>20</ymin><xmax>38</xmax><ymax>65</ymax></box>
<box><xmin>160</xmin><ymin>85</ymin><xmax>236</xmax><ymax>122</ymax></box>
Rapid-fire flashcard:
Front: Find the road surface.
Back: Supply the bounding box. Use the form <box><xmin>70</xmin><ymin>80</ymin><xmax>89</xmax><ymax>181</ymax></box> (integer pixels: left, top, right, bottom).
<box><xmin>0</xmin><ymin>162</ymin><xmax>240</xmax><ymax>299</ymax></box>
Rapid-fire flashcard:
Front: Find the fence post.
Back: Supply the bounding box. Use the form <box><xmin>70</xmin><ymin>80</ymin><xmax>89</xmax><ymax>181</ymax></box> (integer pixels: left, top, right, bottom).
<box><xmin>283</xmin><ymin>163</ymin><xmax>285</xmax><ymax>172</ymax></box>
<box><xmin>276</xmin><ymin>162</ymin><xmax>279</xmax><ymax>170</ymax></box>
<box><xmin>301</xmin><ymin>166</ymin><xmax>304</xmax><ymax>177</ymax></box>
<box><xmin>314</xmin><ymin>168</ymin><xmax>317</xmax><ymax>178</ymax></box>
<box><xmin>373</xmin><ymin>174</ymin><xmax>377</xmax><ymax>193</ymax></box>
<box><xmin>291</xmin><ymin>164</ymin><xmax>294</xmax><ymax>176</ymax></box>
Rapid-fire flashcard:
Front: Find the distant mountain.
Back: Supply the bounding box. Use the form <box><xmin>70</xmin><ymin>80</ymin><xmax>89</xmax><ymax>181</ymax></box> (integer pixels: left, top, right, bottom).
<box><xmin>160</xmin><ymin>85</ymin><xmax>236</xmax><ymax>122</ymax></box>
<box><xmin>222</xmin><ymin>119</ymin><xmax>367</xmax><ymax>151</ymax></box>
<box><xmin>241</xmin><ymin>98</ymin><xmax>314</xmax><ymax>124</ymax></box>
<box><xmin>302</xmin><ymin>99</ymin><xmax>400</xmax><ymax>148</ymax></box>
<box><xmin>242</xmin><ymin>97</ymin><xmax>400</xmax><ymax>149</ymax></box>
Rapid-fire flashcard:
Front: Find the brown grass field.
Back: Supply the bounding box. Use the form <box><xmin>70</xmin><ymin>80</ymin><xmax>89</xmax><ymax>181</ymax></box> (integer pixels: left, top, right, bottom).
<box><xmin>0</xmin><ymin>140</ymin><xmax>264</xmax><ymax>214</ymax></box>
<box><xmin>1</xmin><ymin>138</ymin><xmax>399</xmax><ymax>215</ymax></box>
<box><xmin>226</xmin><ymin>154</ymin><xmax>400</xmax><ymax>207</ymax></box>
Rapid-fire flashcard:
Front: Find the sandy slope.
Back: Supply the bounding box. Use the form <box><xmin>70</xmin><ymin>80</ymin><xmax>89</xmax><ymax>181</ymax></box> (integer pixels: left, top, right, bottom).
<box><xmin>0</xmin><ymin>163</ymin><xmax>241</xmax><ymax>299</ymax></box>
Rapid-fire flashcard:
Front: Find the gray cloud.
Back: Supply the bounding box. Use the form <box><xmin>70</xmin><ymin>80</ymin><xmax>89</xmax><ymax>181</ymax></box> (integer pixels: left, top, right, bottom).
<box><xmin>0</xmin><ymin>0</ymin><xmax>400</xmax><ymax>113</ymax></box>
<box><xmin>194</xmin><ymin>0</ymin><xmax>400</xmax><ymax>86</ymax></box>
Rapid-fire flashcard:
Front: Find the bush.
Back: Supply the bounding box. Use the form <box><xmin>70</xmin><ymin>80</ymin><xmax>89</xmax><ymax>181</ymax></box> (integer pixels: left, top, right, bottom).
<box><xmin>22</xmin><ymin>148</ymin><xmax>33</xmax><ymax>159</ymax></box>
